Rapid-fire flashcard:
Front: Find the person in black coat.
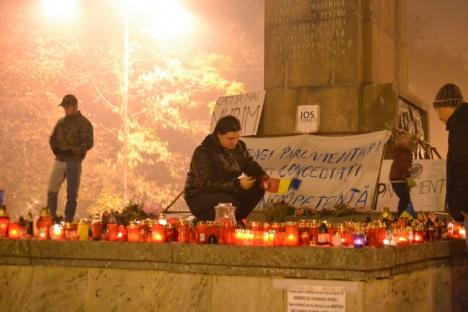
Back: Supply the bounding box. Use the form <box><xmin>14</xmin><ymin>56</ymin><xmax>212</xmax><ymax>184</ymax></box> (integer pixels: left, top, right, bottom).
<box><xmin>184</xmin><ymin>115</ymin><xmax>269</xmax><ymax>222</ymax></box>
<box><xmin>433</xmin><ymin>83</ymin><xmax>468</xmax><ymax>247</ymax></box>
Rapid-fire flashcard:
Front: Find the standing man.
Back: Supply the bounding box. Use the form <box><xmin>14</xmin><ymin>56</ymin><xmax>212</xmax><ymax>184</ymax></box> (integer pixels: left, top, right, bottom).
<box><xmin>48</xmin><ymin>94</ymin><xmax>93</xmax><ymax>222</ymax></box>
<box><xmin>433</xmin><ymin>83</ymin><xmax>468</xmax><ymax>247</ymax></box>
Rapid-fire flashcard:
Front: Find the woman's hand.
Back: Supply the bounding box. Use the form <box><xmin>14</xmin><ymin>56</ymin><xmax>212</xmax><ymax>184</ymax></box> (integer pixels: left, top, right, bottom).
<box><xmin>259</xmin><ymin>174</ymin><xmax>270</xmax><ymax>190</ymax></box>
<box><xmin>239</xmin><ymin>176</ymin><xmax>256</xmax><ymax>190</ymax></box>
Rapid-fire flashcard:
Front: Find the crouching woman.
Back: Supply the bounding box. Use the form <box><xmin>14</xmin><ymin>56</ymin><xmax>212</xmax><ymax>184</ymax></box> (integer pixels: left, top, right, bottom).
<box><xmin>184</xmin><ymin>115</ymin><xmax>269</xmax><ymax>223</ymax></box>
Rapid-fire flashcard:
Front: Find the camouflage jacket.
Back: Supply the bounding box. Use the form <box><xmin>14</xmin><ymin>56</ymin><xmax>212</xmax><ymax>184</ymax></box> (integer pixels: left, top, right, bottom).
<box><xmin>49</xmin><ymin>111</ymin><xmax>94</xmax><ymax>162</ymax></box>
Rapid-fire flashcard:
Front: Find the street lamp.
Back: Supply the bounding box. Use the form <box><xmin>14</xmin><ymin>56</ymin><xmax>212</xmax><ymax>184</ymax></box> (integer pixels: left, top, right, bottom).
<box><xmin>116</xmin><ymin>0</ymin><xmax>196</xmax><ymax>205</ymax></box>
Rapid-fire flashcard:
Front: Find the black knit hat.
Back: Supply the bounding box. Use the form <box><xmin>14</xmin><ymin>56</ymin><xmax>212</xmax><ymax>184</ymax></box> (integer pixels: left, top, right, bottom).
<box><xmin>433</xmin><ymin>83</ymin><xmax>464</xmax><ymax>109</ymax></box>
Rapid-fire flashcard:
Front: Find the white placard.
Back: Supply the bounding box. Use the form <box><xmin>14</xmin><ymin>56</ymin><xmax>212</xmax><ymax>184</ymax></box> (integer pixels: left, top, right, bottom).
<box><xmin>210</xmin><ymin>90</ymin><xmax>265</xmax><ymax>136</ymax></box>
<box><xmin>296</xmin><ymin>105</ymin><xmax>320</xmax><ymax>133</ymax></box>
<box><xmin>288</xmin><ymin>286</ymin><xmax>345</xmax><ymax>312</ymax></box>
<box><xmin>376</xmin><ymin>159</ymin><xmax>446</xmax><ymax>212</ymax></box>
<box><xmin>243</xmin><ymin>131</ymin><xmax>391</xmax><ymax>210</ymax></box>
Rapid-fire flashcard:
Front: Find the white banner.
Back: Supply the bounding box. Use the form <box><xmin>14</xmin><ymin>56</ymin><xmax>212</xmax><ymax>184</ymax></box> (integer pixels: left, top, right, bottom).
<box><xmin>243</xmin><ymin>131</ymin><xmax>391</xmax><ymax>210</ymax></box>
<box><xmin>211</xmin><ymin>91</ymin><xmax>265</xmax><ymax>136</ymax></box>
<box><xmin>376</xmin><ymin>159</ymin><xmax>446</xmax><ymax>212</ymax></box>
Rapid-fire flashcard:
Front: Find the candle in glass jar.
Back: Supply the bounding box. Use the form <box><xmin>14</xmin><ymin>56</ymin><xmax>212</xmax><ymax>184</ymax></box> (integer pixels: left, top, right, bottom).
<box><xmin>195</xmin><ymin>222</ymin><xmax>207</xmax><ymax>244</ymax></box>
<box><xmin>91</xmin><ymin>218</ymin><xmax>102</xmax><ymax>241</ymax></box>
<box><xmin>178</xmin><ymin>221</ymin><xmax>190</xmax><ymax>243</ymax></box>
<box><xmin>0</xmin><ymin>206</ymin><xmax>9</xmax><ymax>237</ymax></box>
<box><xmin>459</xmin><ymin>227</ymin><xmax>466</xmax><ymax>239</ymax></box>
<box><xmin>353</xmin><ymin>232</ymin><xmax>365</xmax><ymax>248</ymax></box>
<box><xmin>64</xmin><ymin>222</ymin><xmax>78</xmax><ymax>240</ymax></box>
<box><xmin>285</xmin><ymin>222</ymin><xmax>299</xmax><ymax>246</ymax></box>
<box><xmin>36</xmin><ymin>209</ymin><xmax>53</xmax><ymax>240</ymax></box>
<box><xmin>331</xmin><ymin>231</ymin><xmax>342</xmax><ymax>247</ymax></box>
<box><xmin>115</xmin><ymin>225</ymin><xmax>127</xmax><ymax>241</ymax></box>
<box><xmin>127</xmin><ymin>222</ymin><xmax>141</xmax><ymax>242</ymax></box>
<box><xmin>50</xmin><ymin>223</ymin><xmax>64</xmax><ymax>240</ymax></box>
<box><xmin>151</xmin><ymin>223</ymin><xmax>166</xmax><ymax>243</ymax></box>
<box><xmin>107</xmin><ymin>223</ymin><xmax>118</xmax><ymax>241</ymax></box>
<box><xmin>8</xmin><ymin>222</ymin><xmax>23</xmax><ymax>239</ymax></box>
<box><xmin>0</xmin><ymin>216</ymin><xmax>9</xmax><ymax>237</ymax></box>
<box><xmin>262</xmin><ymin>231</ymin><xmax>275</xmax><ymax>247</ymax></box>
<box><xmin>77</xmin><ymin>221</ymin><xmax>90</xmax><ymax>241</ymax></box>
<box><xmin>317</xmin><ymin>222</ymin><xmax>330</xmax><ymax>246</ymax></box>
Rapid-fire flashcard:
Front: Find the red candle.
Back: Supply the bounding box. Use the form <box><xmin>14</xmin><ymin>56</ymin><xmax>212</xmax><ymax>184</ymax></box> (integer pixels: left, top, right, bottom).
<box><xmin>298</xmin><ymin>221</ymin><xmax>309</xmax><ymax>246</ymax></box>
<box><xmin>115</xmin><ymin>225</ymin><xmax>127</xmax><ymax>241</ymax></box>
<box><xmin>50</xmin><ymin>223</ymin><xmax>64</xmax><ymax>240</ymax></box>
<box><xmin>178</xmin><ymin>221</ymin><xmax>190</xmax><ymax>243</ymax></box>
<box><xmin>64</xmin><ymin>223</ymin><xmax>78</xmax><ymax>240</ymax></box>
<box><xmin>165</xmin><ymin>224</ymin><xmax>177</xmax><ymax>242</ymax></box>
<box><xmin>308</xmin><ymin>220</ymin><xmax>319</xmax><ymax>244</ymax></box>
<box><xmin>107</xmin><ymin>223</ymin><xmax>118</xmax><ymax>241</ymax></box>
<box><xmin>414</xmin><ymin>231</ymin><xmax>424</xmax><ymax>243</ymax></box>
<box><xmin>285</xmin><ymin>222</ymin><xmax>299</xmax><ymax>246</ymax></box>
<box><xmin>195</xmin><ymin>222</ymin><xmax>207</xmax><ymax>244</ymax></box>
<box><xmin>262</xmin><ymin>231</ymin><xmax>275</xmax><ymax>246</ymax></box>
<box><xmin>91</xmin><ymin>221</ymin><xmax>102</xmax><ymax>241</ymax></box>
<box><xmin>0</xmin><ymin>216</ymin><xmax>9</xmax><ymax>237</ymax></box>
<box><xmin>8</xmin><ymin>222</ymin><xmax>23</xmax><ymax>239</ymax></box>
<box><xmin>151</xmin><ymin>223</ymin><xmax>166</xmax><ymax>243</ymax></box>
<box><xmin>36</xmin><ymin>217</ymin><xmax>53</xmax><ymax>239</ymax></box>
<box><xmin>127</xmin><ymin>223</ymin><xmax>141</xmax><ymax>242</ymax></box>
<box><xmin>459</xmin><ymin>227</ymin><xmax>466</xmax><ymax>239</ymax></box>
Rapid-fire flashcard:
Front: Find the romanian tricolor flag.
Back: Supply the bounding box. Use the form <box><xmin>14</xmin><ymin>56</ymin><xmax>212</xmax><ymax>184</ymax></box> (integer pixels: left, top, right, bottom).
<box><xmin>267</xmin><ymin>177</ymin><xmax>302</xmax><ymax>194</ymax></box>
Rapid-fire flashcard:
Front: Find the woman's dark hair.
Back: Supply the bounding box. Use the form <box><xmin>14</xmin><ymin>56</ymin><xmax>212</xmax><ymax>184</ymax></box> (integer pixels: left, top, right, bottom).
<box><xmin>213</xmin><ymin>115</ymin><xmax>241</xmax><ymax>135</ymax></box>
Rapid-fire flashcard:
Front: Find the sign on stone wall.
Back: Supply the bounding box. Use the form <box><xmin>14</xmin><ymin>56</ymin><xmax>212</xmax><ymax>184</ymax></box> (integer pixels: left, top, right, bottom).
<box><xmin>296</xmin><ymin>105</ymin><xmax>320</xmax><ymax>133</ymax></box>
<box><xmin>211</xmin><ymin>91</ymin><xmax>265</xmax><ymax>136</ymax></box>
<box><xmin>287</xmin><ymin>286</ymin><xmax>345</xmax><ymax>312</ymax></box>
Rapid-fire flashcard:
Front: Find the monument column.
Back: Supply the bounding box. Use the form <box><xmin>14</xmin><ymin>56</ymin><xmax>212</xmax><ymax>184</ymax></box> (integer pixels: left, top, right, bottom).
<box><xmin>261</xmin><ymin>0</ymin><xmax>424</xmax><ymax>137</ymax></box>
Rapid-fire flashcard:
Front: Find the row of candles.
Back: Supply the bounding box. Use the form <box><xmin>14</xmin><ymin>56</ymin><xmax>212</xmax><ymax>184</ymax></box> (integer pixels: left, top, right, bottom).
<box><xmin>0</xmin><ymin>208</ymin><xmax>465</xmax><ymax>247</ymax></box>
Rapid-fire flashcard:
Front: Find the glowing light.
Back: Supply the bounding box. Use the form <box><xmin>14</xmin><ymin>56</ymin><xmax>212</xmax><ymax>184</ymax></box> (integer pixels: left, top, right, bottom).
<box><xmin>41</xmin><ymin>0</ymin><xmax>79</xmax><ymax>22</ymax></box>
<box><xmin>118</xmin><ymin>0</ymin><xmax>196</xmax><ymax>40</ymax></box>
<box><xmin>459</xmin><ymin>228</ymin><xmax>466</xmax><ymax>239</ymax></box>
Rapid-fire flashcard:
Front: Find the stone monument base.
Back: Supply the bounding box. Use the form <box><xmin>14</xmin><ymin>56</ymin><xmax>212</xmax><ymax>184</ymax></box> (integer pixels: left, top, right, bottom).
<box><xmin>0</xmin><ymin>240</ymin><xmax>466</xmax><ymax>311</ymax></box>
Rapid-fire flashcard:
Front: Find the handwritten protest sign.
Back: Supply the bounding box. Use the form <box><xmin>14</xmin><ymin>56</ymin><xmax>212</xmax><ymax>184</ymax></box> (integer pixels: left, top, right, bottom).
<box><xmin>243</xmin><ymin>131</ymin><xmax>391</xmax><ymax>210</ymax></box>
<box><xmin>211</xmin><ymin>91</ymin><xmax>265</xmax><ymax>136</ymax></box>
<box><xmin>377</xmin><ymin>159</ymin><xmax>446</xmax><ymax>212</ymax></box>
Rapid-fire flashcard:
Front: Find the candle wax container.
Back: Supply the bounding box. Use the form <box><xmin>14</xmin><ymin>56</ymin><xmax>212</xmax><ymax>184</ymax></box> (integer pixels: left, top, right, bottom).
<box><xmin>50</xmin><ymin>223</ymin><xmax>65</xmax><ymax>240</ymax></box>
<box><xmin>127</xmin><ymin>223</ymin><xmax>141</xmax><ymax>242</ymax></box>
<box><xmin>151</xmin><ymin>223</ymin><xmax>166</xmax><ymax>243</ymax></box>
<box><xmin>0</xmin><ymin>217</ymin><xmax>9</xmax><ymax>237</ymax></box>
<box><xmin>8</xmin><ymin>222</ymin><xmax>24</xmax><ymax>239</ymax></box>
<box><xmin>353</xmin><ymin>233</ymin><xmax>365</xmax><ymax>248</ymax></box>
<box><xmin>196</xmin><ymin>222</ymin><xmax>207</xmax><ymax>244</ymax></box>
<box><xmin>459</xmin><ymin>227</ymin><xmax>466</xmax><ymax>239</ymax></box>
<box><xmin>107</xmin><ymin>223</ymin><xmax>118</xmax><ymax>241</ymax></box>
<box><xmin>177</xmin><ymin>221</ymin><xmax>191</xmax><ymax>243</ymax></box>
<box><xmin>285</xmin><ymin>222</ymin><xmax>299</xmax><ymax>246</ymax></box>
<box><xmin>331</xmin><ymin>232</ymin><xmax>342</xmax><ymax>247</ymax></box>
<box><xmin>91</xmin><ymin>221</ymin><xmax>102</xmax><ymax>241</ymax></box>
<box><xmin>64</xmin><ymin>223</ymin><xmax>78</xmax><ymax>240</ymax></box>
<box><xmin>77</xmin><ymin>221</ymin><xmax>90</xmax><ymax>241</ymax></box>
<box><xmin>115</xmin><ymin>225</ymin><xmax>127</xmax><ymax>241</ymax></box>
<box><xmin>317</xmin><ymin>222</ymin><xmax>330</xmax><ymax>246</ymax></box>
<box><xmin>0</xmin><ymin>209</ymin><xmax>9</xmax><ymax>237</ymax></box>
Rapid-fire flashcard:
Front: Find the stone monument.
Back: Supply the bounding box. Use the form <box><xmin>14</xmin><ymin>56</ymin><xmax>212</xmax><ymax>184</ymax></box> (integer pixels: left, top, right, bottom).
<box><xmin>261</xmin><ymin>0</ymin><xmax>427</xmax><ymax>139</ymax></box>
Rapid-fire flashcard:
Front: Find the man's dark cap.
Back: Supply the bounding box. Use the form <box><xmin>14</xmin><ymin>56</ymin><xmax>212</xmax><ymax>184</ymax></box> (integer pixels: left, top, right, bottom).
<box><xmin>59</xmin><ymin>94</ymin><xmax>78</xmax><ymax>107</ymax></box>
